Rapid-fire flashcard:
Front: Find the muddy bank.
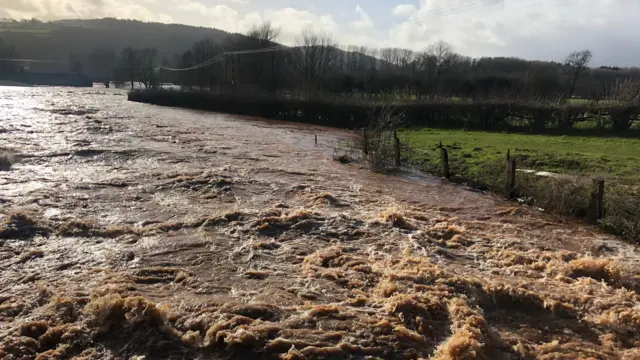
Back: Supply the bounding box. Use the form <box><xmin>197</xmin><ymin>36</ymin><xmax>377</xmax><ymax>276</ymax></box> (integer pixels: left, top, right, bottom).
<box><xmin>2</xmin><ymin>87</ymin><xmax>640</xmax><ymax>359</ymax></box>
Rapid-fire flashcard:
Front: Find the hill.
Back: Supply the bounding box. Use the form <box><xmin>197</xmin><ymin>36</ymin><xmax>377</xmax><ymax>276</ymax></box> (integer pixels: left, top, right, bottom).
<box><xmin>1</xmin><ymin>18</ymin><xmax>389</xmax><ymax>83</ymax></box>
<box><xmin>0</xmin><ymin>18</ymin><xmax>242</xmax><ymax>79</ymax></box>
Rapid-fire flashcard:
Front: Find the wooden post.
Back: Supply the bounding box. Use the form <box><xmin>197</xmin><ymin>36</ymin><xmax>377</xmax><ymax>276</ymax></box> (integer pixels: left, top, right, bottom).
<box><xmin>505</xmin><ymin>158</ymin><xmax>516</xmax><ymax>199</ymax></box>
<box><xmin>593</xmin><ymin>177</ymin><xmax>605</xmax><ymax>219</ymax></box>
<box><xmin>588</xmin><ymin>192</ymin><xmax>599</xmax><ymax>224</ymax></box>
<box><xmin>362</xmin><ymin>128</ymin><xmax>368</xmax><ymax>155</ymax></box>
<box><xmin>440</xmin><ymin>147</ymin><xmax>450</xmax><ymax>179</ymax></box>
<box><xmin>506</xmin><ymin>149</ymin><xmax>511</xmax><ymax>161</ymax></box>
<box><xmin>394</xmin><ymin>130</ymin><xmax>401</xmax><ymax>167</ymax></box>
<box><xmin>315</xmin><ymin>135</ymin><xmax>318</xmax><ymax>144</ymax></box>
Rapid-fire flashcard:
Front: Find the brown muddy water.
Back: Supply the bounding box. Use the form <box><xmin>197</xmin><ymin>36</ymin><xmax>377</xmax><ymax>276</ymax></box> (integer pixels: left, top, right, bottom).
<box><xmin>1</xmin><ymin>86</ymin><xmax>639</xmax><ymax>360</ymax></box>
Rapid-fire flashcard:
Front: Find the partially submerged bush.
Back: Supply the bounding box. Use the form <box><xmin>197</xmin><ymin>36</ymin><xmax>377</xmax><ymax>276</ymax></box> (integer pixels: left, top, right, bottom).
<box><xmin>516</xmin><ymin>175</ymin><xmax>591</xmax><ymax>217</ymax></box>
<box><xmin>0</xmin><ymin>152</ymin><xmax>13</xmax><ymax>170</ymax></box>
<box><xmin>602</xmin><ymin>188</ymin><xmax>640</xmax><ymax>242</ymax></box>
<box><xmin>362</xmin><ymin>105</ymin><xmax>403</xmax><ymax>172</ymax></box>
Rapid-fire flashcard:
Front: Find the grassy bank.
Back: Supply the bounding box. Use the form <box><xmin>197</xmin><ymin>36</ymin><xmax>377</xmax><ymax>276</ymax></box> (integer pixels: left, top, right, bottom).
<box><xmin>402</xmin><ymin>128</ymin><xmax>640</xmax><ymax>242</ymax></box>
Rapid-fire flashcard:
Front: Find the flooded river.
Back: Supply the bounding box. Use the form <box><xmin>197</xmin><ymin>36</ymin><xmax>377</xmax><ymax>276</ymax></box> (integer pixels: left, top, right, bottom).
<box><xmin>1</xmin><ymin>86</ymin><xmax>639</xmax><ymax>359</ymax></box>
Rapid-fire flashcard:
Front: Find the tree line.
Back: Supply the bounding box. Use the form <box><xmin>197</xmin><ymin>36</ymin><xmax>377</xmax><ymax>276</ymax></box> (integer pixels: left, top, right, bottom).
<box><xmin>158</xmin><ymin>23</ymin><xmax>639</xmax><ymax>102</ymax></box>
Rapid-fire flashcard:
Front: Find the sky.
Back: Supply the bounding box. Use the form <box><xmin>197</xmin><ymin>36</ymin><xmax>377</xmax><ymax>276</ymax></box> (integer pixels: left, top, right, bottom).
<box><xmin>1</xmin><ymin>0</ymin><xmax>639</xmax><ymax>66</ymax></box>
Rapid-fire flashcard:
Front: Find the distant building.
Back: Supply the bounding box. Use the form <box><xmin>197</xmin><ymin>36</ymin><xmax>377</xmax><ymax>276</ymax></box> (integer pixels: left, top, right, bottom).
<box><xmin>0</xmin><ymin>59</ymin><xmax>93</xmax><ymax>87</ymax></box>
<box><xmin>16</xmin><ymin>71</ymin><xmax>93</xmax><ymax>87</ymax></box>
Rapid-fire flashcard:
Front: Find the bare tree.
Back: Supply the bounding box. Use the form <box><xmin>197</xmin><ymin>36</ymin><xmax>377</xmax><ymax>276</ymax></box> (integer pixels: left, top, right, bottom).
<box><xmin>357</xmin><ymin>46</ymin><xmax>372</xmax><ymax>72</ymax></box>
<box><xmin>399</xmin><ymin>49</ymin><xmax>414</xmax><ymax>74</ymax></box>
<box><xmin>414</xmin><ymin>51</ymin><xmax>430</xmax><ymax>72</ymax></box>
<box><xmin>191</xmin><ymin>39</ymin><xmax>220</xmax><ymax>91</ymax></box>
<box><xmin>179</xmin><ymin>49</ymin><xmax>195</xmax><ymax>89</ymax></box>
<box><xmin>380</xmin><ymin>48</ymin><xmax>393</xmax><ymax>73</ymax></box>
<box><xmin>390</xmin><ymin>48</ymin><xmax>401</xmax><ymax>68</ymax></box>
<box><xmin>565</xmin><ymin>49</ymin><xmax>592</xmax><ymax>98</ymax></box>
<box><xmin>423</xmin><ymin>40</ymin><xmax>458</xmax><ymax>93</ymax></box>
<box><xmin>246</xmin><ymin>22</ymin><xmax>280</xmax><ymax>93</ymax></box>
<box><xmin>368</xmin><ymin>48</ymin><xmax>380</xmax><ymax>71</ymax></box>
<box><xmin>139</xmin><ymin>48</ymin><xmax>158</xmax><ymax>89</ymax></box>
<box><xmin>246</xmin><ymin>21</ymin><xmax>280</xmax><ymax>46</ymax></box>
<box><xmin>346</xmin><ymin>45</ymin><xmax>359</xmax><ymax>73</ymax></box>
<box><xmin>121</xmin><ymin>47</ymin><xmax>140</xmax><ymax>89</ymax></box>
<box><xmin>295</xmin><ymin>30</ymin><xmax>338</xmax><ymax>98</ymax></box>
<box><xmin>426</xmin><ymin>40</ymin><xmax>455</xmax><ymax>78</ymax></box>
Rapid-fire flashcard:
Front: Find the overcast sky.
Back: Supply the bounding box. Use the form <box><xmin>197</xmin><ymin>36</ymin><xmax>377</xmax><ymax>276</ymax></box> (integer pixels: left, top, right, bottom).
<box><xmin>1</xmin><ymin>0</ymin><xmax>639</xmax><ymax>66</ymax></box>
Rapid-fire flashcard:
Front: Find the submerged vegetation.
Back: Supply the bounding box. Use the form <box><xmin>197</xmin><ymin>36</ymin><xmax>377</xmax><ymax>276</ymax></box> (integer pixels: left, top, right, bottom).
<box><xmin>0</xmin><ymin>152</ymin><xmax>13</xmax><ymax>170</ymax></box>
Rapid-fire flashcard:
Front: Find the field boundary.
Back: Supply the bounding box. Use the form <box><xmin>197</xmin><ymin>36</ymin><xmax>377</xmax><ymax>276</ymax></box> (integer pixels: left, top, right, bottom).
<box><xmin>129</xmin><ymin>90</ymin><xmax>640</xmax><ymax>134</ymax></box>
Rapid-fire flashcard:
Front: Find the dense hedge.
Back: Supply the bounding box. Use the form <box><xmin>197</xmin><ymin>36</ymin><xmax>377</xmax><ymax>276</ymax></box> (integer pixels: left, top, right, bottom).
<box><xmin>128</xmin><ymin>90</ymin><xmax>640</xmax><ymax>132</ymax></box>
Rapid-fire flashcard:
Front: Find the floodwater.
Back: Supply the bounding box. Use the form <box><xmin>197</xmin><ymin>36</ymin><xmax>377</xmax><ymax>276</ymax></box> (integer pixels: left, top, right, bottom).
<box><xmin>1</xmin><ymin>86</ymin><xmax>639</xmax><ymax>360</ymax></box>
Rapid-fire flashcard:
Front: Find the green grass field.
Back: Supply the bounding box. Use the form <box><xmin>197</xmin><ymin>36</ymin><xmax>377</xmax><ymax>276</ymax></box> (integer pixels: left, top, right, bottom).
<box><xmin>403</xmin><ymin>129</ymin><xmax>640</xmax><ymax>185</ymax></box>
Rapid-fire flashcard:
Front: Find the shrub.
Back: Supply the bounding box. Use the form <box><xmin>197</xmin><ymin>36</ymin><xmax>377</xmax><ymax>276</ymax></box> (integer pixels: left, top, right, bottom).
<box><xmin>0</xmin><ymin>152</ymin><xmax>13</xmax><ymax>170</ymax></box>
<box><xmin>361</xmin><ymin>105</ymin><xmax>403</xmax><ymax>172</ymax></box>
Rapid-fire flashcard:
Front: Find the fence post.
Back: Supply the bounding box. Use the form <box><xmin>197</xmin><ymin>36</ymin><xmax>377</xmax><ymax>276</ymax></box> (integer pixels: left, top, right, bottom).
<box><xmin>362</xmin><ymin>128</ymin><xmax>368</xmax><ymax>155</ymax></box>
<box><xmin>394</xmin><ymin>130</ymin><xmax>401</xmax><ymax>167</ymax></box>
<box><xmin>315</xmin><ymin>135</ymin><xmax>318</xmax><ymax>145</ymax></box>
<box><xmin>440</xmin><ymin>146</ymin><xmax>450</xmax><ymax>179</ymax></box>
<box><xmin>593</xmin><ymin>177</ymin><xmax>605</xmax><ymax>219</ymax></box>
<box><xmin>588</xmin><ymin>192</ymin><xmax>599</xmax><ymax>224</ymax></box>
<box><xmin>505</xmin><ymin>158</ymin><xmax>516</xmax><ymax>199</ymax></box>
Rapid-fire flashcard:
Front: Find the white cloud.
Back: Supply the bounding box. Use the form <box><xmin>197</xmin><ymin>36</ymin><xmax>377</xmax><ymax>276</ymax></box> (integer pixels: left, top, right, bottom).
<box><xmin>263</xmin><ymin>7</ymin><xmax>339</xmax><ymax>44</ymax></box>
<box><xmin>0</xmin><ymin>0</ymin><xmax>172</xmax><ymax>22</ymax></box>
<box><xmin>392</xmin><ymin>4</ymin><xmax>417</xmax><ymax>17</ymax></box>
<box><xmin>174</xmin><ymin>0</ymin><xmax>261</xmax><ymax>34</ymax></box>
<box><xmin>386</xmin><ymin>0</ymin><xmax>640</xmax><ymax>65</ymax></box>
<box><xmin>350</xmin><ymin>5</ymin><xmax>374</xmax><ymax>32</ymax></box>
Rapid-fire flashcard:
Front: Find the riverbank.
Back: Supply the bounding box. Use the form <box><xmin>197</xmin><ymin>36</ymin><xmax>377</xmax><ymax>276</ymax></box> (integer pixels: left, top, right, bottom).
<box><xmin>0</xmin><ymin>80</ymin><xmax>31</xmax><ymax>87</ymax></box>
<box><xmin>402</xmin><ymin>128</ymin><xmax>640</xmax><ymax>243</ymax></box>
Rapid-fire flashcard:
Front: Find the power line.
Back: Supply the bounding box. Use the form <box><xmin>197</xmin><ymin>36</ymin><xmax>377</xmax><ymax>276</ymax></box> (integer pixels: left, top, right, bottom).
<box><xmin>397</xmin><ymin>0</ymin><xmax>503</xmax><ymax>26</ymax></box>
<box><xmin>162</xmin><ymin>53</ymin><xmax>227</xmax><ymax>72</ymax></box>
<box><xmin>0</xmin><ymin>58</ymin><xmax>61</xmax><ymax>63</ymax></box>
<box><xmin>160</xmin><ymin>45</ymin><xmax>293</xmax><ymax>72</ymax></box>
